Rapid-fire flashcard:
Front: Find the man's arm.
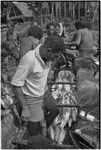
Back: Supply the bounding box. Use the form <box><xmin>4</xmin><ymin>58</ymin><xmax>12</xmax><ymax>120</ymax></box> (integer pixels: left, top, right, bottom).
<box><xmin>67</xmin><ymin>30</ymin><xmax>81</xmax><ymax>47</ymax></box>
<box><xmin>65</xmin><ymin>48</ymin><xmax>78</xmax><ymax>57</ymax></box>
<box><xmin>13</xmin><ymin>86</ymin><xmax>30</xmax><ymax>121</ymax></box>
<box><xmin>11</xmin><ymin>54</ymin><xmax>33</xmax><ymax>120</ymax></box>
<box><xmin>13</xmin><ymin>86</ymin><xmax>28</xmax><ymax>108</ymax></box>
<box><xmin>63</xmin><ymin>27</ymin><xmax>69</xmax><ymax>41</ymax></box>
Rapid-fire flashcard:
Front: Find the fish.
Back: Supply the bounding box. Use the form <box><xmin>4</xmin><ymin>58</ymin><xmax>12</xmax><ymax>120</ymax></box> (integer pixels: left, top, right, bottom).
<box><xmin>58</xmin><ymin>128</ymin><xmax>66</xmax><ymax>144</ymax></box>
<box><xmin>48</xmin><ymin>126</ymin><xmax>55</xmax><ymax>140</ymax></box>
<box><xmin>49</xmin><ymin>69</ymin><xmax>77</xmax><ymax>143</ymax></box>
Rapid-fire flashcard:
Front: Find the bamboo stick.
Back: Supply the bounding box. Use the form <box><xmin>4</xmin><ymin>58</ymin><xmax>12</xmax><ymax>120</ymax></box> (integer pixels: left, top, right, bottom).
<box><xmin>48</xmin><ymin>82</ymin><xmax>76</xmax><ymax>85</ymax></box>
<box><xmin>57</xmin><ymin>104</ymin><xmax>80</xmax><ymax>108</ymax></box>
<box><xmin>64</xmin><ymin>2</ymin><xmax>67</xmax><ymax>18</ymax></box>
<box><xmin>78</xmin><ymin>2</ymin><xmax>80</xmax><ymax>20</ymax></box>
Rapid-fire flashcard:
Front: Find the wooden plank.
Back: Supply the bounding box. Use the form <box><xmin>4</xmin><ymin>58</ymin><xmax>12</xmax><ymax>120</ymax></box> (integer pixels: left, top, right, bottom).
<box><xmin>48</xmin><ymin>82</ymin><xmax>76</xmax><ymax>85</ymax></box>
<box><xmin>9</xmin><ymin>15</ymin><xmax>25</xmax><ymax>20</ymax></box>
<box><xmin>57</xmin><ymin>104</ymin><xmax>80</xmax><ymax>108</ymax></box>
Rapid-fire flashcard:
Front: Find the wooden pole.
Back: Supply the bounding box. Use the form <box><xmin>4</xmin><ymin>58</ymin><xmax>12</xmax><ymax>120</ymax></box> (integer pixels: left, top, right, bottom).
<box><xmin>51</xmin><ymin>2</ymin><xmax>54</xmax><ymax>21</ymax></box>
<box><xmin>48</xmin><ymin>82</ymin><xmax>76</xmax><ymax>85</ymax></box>
<box><xmin>59</xmin><ymin>2</ymin><xmax>61</xmax><ymax>21</ymax></box>
<box><xmin>64</xmin><ymin>2</ymin><xmax>67</xmax><ymax>18</ymax></box>
<box><xmin>73</xmin><ymin>2</ymin><xmax>75</xmax><ymax>20</ymax></box>
<box><xmin>55</xmin><ymin>2</ymin><xmax>59</xmax><ymax>21</ymax></box>
<box><xmin>57</xmin><ymin>104</ymin><xmax>80</xmax><ymax>108</ymax></box>
<box><xmin>85</xmin><ymin>2</ymin><xmax>86</xmax><ymax>16</ymax></box>
<box><xmin>78</xmin><ymin>2</ymin><xmax>80</xmax><ymax>20</ymax></box>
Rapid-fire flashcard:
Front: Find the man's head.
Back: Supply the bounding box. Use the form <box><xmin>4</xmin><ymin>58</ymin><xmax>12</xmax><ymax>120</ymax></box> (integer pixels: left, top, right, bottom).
<box><xmin>41</xmin><ymin>35</ymin><xmax>65</xmax><ymax>61</ymax></box>
<box><xmin>81</xmin><ymin>21</ymin><xmax>92</xmax><ymax>29</ymax></box>
<box><xmin>46</xmin><ymin>22</ymin><xmax>56</xmax><ymax>35</ymax></box>
<box><xmin>54</xmin><ymin>22</ymin><xmax>61</xmax><ymax>35</ymax></box>
<box><xmin>74</xmin><ymin>21</ymin><xmax>92</xmax><ymax>30</ymax></box>
<box><xmin>28</xmin><ymin>25</ymin><xmax>43</xmax><ymax>40</ymax></box>
<box><xmin>74</xmin><ymin>21</ymin><xmax>83</xmax><ymax>30</ymax></box>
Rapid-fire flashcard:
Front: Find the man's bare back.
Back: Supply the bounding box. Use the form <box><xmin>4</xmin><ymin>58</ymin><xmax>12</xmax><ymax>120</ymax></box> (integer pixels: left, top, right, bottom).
<box><xmin>19</xmin><ymin>36</ymin><xmax>39</xmax><ymax>59</ymax></box>
<box><xmin>19</xmin><ymin>25</ymin><xmax>43</xmax><ymax>59</ymax></box>
<box><xmin>76</xmin><ymin>28</ymin><xmax>94</xmax><ymax>51</ymax></box>
<box><xmin>67</xmin><ymin>23</ymin><xmax>95</xmax><ymax>58</ymax></box>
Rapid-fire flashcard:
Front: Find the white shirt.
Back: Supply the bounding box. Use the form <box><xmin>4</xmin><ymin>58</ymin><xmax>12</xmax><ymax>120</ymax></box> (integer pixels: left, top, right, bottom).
<box><xmin>59</xmin><ymin>23</ymin><xmax>63</xmax><ymax>36</ymax></box>
<box><xmin>11</xmin><ymin>44</ymin><xmax>51</xmax><ymax>97</ymax></box>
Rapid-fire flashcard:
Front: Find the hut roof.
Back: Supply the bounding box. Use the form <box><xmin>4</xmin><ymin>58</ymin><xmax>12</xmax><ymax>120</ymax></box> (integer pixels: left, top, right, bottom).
<box><xmin>12</xmin><ymin>2</ymin><xmax>33</xmax><ymax>17</ymax></box>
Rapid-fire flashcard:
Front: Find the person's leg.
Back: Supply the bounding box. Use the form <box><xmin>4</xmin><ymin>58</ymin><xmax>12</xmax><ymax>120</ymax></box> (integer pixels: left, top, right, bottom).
<box><xmin>25</xmin><ymin>96</ymin><xmax>45</xmax><ymax>137</ymax></box>
<box><xmin>43</xmin><ymin>89</ymin><xmax>59</xmax><ymax>128</ymax></box>
<box><xmin>27</xmin><ymin>121</ymin><xmax>42</xmax><ymax>137</ymax></box>
<box><xmin>40</xmin><ymin>118</ymin><xmax>47</xmax><ymax>136</ymax></box>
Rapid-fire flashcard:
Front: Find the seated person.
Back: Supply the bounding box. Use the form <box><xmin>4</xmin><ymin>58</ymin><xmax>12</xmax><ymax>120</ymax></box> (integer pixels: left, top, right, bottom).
<box><xmin>41</xmin><ymin>22</ymin><xmax>56</xmax><ymax>43</ymax></box>
<box><xmin>67</xmin><ymin>21</ymin><xmax>96</xmax><ymax>58</ymax></box>
<box><xmin>55</xmin><ymin>22</ymin><xmax>69</xmax><ymax>41</ymax></box>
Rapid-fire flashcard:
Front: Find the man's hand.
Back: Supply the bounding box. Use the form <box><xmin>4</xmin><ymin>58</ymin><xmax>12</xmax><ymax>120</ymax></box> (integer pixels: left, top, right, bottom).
<box><xmin>21</xmin><ymin>106</ymin><xmax>31</xmax><ymax>122</ymax></box>
<box><xmin>12</xmin><ymin>87</ymin><xmax>31</xmax><ymax>122</ymax></box>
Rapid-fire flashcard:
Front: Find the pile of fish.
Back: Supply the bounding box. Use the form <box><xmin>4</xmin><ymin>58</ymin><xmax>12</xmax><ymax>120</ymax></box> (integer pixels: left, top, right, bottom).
<box><xmin>48</xmin><ymin>69</ymin><xmax>78</xmax><ymax>144</ymax></box>
<box><xmin>48</xmin><ymin>56</ymin><xmax>99</xmax><ymax>147</ymax></box>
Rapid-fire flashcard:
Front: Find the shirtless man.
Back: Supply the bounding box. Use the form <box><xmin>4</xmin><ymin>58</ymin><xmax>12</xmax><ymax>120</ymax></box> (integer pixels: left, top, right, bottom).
<box><xmin>67</xmin><ymin>21</ymin><xmax>96</xmax><ymax>58</ymax></box>
<box><xmin>40</xmin><ymin>22</ymin><xmax>56</xmax><ymax>44</ymax></box>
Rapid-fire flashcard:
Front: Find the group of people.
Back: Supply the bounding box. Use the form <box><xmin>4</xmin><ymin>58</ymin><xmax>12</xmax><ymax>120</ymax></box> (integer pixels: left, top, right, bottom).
<box><xmin>11</xmin><ymin>19</ymin><xmax>97</xmax><ymax>137</ymax></box>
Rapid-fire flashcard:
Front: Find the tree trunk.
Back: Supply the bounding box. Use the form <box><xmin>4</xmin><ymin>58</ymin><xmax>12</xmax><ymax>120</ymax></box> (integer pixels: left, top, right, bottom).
<box><xmin>55</xmin><ymin>2</ymin><xmax>59</xmax><ymax>21</ymax></box>
<box><xmin>69</xmin><ymin>2</ymin><xmax>73</xmax><ymax>20</ymax></box>
<box><xmin>64</xmin><ymin>2</ymin><xmax>66</xmax><ymax>18</ymax></box>
<box><xmin>51</xmin><ymin>2</ymin><xmax>54</xmax><ymax>21</ymax></box>
<box><xmin>85</xmin><ymin>2</ymin><xmax>87</xmax><ymax>17</ymax></box>
<box><xmin>78</xmin><ymin>2</ymin><xmax>80</xmax><ymax>20</ymax></box>
<box><xmin>40</xmin><ymin>12</ymin><xmax>43</xmax><ymax>27</ymax></box>
<box><xmin>7</xmin><ymin>2</ymin><xmax>12</xmax><ymax>21</ymax></box>
<box><xmin>59</xmin><ymin>2</ymin><xmax>61</xmax><ymax>21</ymax></box>
<box><xmin>92</xmin><ymin>9</ymin><xmax>97</xmax><ymax>29</ymax></box>
<box><xmin>69</xmin><ymin>2</ymin><xmax>72</xmax><ymax>12</ymax></box>
<box><xmin>72</xmin><ymin>2</ymin><xmax>75</xmax><ymax>20</ymax></box>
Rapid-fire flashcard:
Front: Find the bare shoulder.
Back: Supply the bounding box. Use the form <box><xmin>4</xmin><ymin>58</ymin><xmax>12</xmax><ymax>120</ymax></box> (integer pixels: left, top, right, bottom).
<box><xmin>21</xmin><ymin>36</ymin><xmax>33</xmax><ymax>44</ymax></box>
<box><xmin>74</xmin><ymin>29</ymin><xmax>82</xmax><ymax>37</ymax></box>
<box><xmin>77</xmin><ymin>29</ymin><xmax>83</xmax><ymax>34</ymax></box>
<box><xmin>79</xmin><ymin>28</ymin><xmax>89</xmax><ymax>33</ymax></box>
<box><xmin>29</xmin><ymin>36</ymin><xmax>39</xmax><ymax>42</ymax></box>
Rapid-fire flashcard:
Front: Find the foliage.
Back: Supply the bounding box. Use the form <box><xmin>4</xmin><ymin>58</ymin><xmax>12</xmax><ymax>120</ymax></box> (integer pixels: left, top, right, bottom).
<box><xmin>1</xmin><ymin>1</ymin><xmax>99</xmax><ymax>31</ymax></box>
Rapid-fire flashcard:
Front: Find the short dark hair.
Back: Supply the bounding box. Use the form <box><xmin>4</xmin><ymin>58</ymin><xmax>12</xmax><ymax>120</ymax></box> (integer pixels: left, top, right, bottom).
<box><xmin>28</xmin><ymin>25</ymin><xmax>43</xmax><ymax>39</ymax></box>
<box><xmin>74</xmin><ymin>21</ymin><xmax>92</xmax><ymax>29</ymax></box>
<box><xmin>74</xmin><ymin>21</ymin><xmax>83</xmax><ymax>29</ymax></box>
<box><xmin>55</xmin><ymin>22</ymin><xmax>60</xmax><ymax>28</ymax></box>
<box><xmin>46</xmin><ymin>22</ymin><xmax>60</xmax><ymax>30</ymax></box>
<box><xmin>81</xmin><ymin>21</ymin><xmax>92</xmax><ymax>29</ymax></box>
<box><xmin>44</xmin><ymin>35</ymin><xmax>65</xmax><ymax>53</ymax></box>
<box><xmin>46</xmin><ymin>22</ymin><xmax>56</xmax><ymax>30</ymax></box>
